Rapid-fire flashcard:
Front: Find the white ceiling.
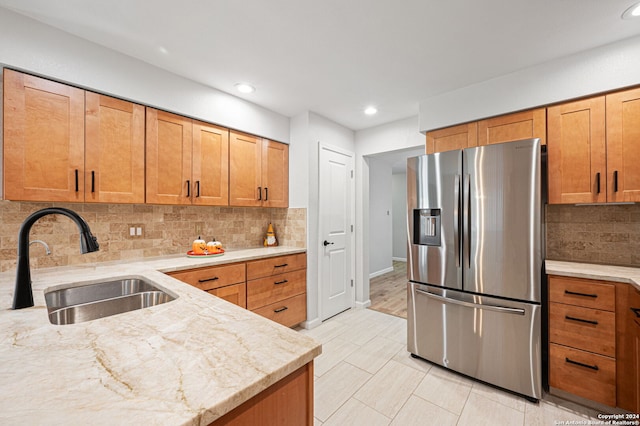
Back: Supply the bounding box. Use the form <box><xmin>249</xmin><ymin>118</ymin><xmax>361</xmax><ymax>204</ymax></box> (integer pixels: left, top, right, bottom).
<box><xmin>1</xmin><ymin>0</ymin><xmax>639</xmax><ymax>131</ymax></box>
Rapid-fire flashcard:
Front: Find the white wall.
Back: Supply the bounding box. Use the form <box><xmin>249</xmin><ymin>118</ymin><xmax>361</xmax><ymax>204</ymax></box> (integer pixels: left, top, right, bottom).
<box><xmin>297</xmin><ymin>111</ymin><xmax>355</xmax><ymax>327</ymax></box>
<box><xmin>420</xmin><ymin>35</ymin><xmax>640</xmax><ymax>131</ymax></box>
<box><xmin>391</xmin><ymin>173</ymin><xmax>407</xmax><ymax>261</ymax></box>
<box><xmin>0</xmin><ymin>8</ymin><xmax>290</xmax><ymax>143</ymax></box>
<box><xmin>368</xmin><ymin>157</ymin><xmax>393</xmax><ymax>277</ymax></box>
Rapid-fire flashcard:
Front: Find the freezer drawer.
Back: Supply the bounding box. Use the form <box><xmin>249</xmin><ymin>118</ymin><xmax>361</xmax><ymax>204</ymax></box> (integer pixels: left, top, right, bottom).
<box><xmin>407</xmin><ymin>282</ymin><xmax>542</xmax><ymax>399</ymax></box>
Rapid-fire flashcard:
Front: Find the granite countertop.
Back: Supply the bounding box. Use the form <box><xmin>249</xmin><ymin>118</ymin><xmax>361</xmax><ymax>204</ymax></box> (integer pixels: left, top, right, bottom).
<box><xmin>0</xmin><ymin>246</ymin><xmax>321</xmax><ymax>425</ymax></box>
<box><xmin>545</xmin><ymin>259</ymin><xmax>640</xmax><ymax>291</ymax></box>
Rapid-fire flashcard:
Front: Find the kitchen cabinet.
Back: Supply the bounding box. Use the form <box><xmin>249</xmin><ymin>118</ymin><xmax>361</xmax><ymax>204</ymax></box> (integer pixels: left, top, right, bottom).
<box><xmin>85</xmin><ymin>92</ymin><xmax>145</xmax><ymax>203</ymax></box>
<box><xmin>247</xmin><ymin>253</ymin><xmax>307</xmax><ymax>327</ymax></box>
<box><xmin>146</xmin><ymin>108</ymin><xmax>229</xmax><ymax>206</ymax></box>
<box><xmin>605</xmin><ymin>87</ymin><xmax>640</xmax><ymax>203</ymax></box>
<box><xmin>4</xmin><ymin>69</ymin><xmax>145</xmax><ymax>203</ymax></box>
<box><xmin>477</xmin><ymin>108</ymin><xmax>546</xmax><ymax>146</ymax></box>
<box><xmin>425</xmin><ymin>122</ymin><xmax>477</xmax><ymax>154</ymax></box>
<box><xmin>168</xmin><ymin>262</ymin><xmax>246</xmax><ymax>308</ymax></box>
<box><xmin>617</xmin><ymin>283</ymin><xmax>640</xmax><ymax>412</ymax></box>
<box><xmin>229</xmin><ymin>131</ymin><xmax>289</xmax><ymax>207</ymax></box>
<box><xmin>210</xmin><ymin>362</ymin><xmax>314</xmax><ymax>426</ymax></box>
<box><xmin>548</xmin><ymin>87</ymin><xmax>640</xmax><ymax>204</ymax></box>
<box><xmin>548</xmin><ymin>275</ymin><xmax>616</xmax><ymax>407</ymax></box>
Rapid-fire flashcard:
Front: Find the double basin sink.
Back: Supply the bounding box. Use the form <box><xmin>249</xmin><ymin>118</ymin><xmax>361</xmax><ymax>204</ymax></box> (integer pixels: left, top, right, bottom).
<box><xmin>45</xmin><ymin>277</ymin><xmax>176</xmax><ymax>325</ymax></box>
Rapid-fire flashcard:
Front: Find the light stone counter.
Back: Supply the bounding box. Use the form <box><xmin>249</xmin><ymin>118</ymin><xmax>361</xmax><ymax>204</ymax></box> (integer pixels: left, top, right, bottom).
<box><xmin>0</xmin><ymin>246</ymin><xmax>320</xmax><ymax>425</ymax></box>
<box><xmin>545</xmin><ymin>259</ymin><xmax>640</xmax><ymax>291</ymax></box>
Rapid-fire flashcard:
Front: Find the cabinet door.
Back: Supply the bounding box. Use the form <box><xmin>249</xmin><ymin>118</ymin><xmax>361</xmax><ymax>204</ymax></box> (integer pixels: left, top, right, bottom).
<box><xmin>618</xmin><ymin>284</ymin><xmax>640</xmax><ymax>412</ymax></box>
<box><xmin>192</xmin><ymin>120</ymin><xmax>229</xmax><ymax>206</ymax></box>
<box><xmin>146</xmin><ymin>108</ymin><xmax>192</xmax><ymax>204</ymax></box>
<box><xmin>478</xmin><ymin>108</ymin><xmax>546</xmax><ymax>146</ymax></box>
<box><xmin>3</xmin><ymin>69</ymin><xmax>85</xmax><ymax>201</ymax></box>
<box><xmin>547</xmin><ymin>97</ymin><xmax>606</xmax><ymax>204</ymax></box>
<box><xmin>85</xmin><ymin>93</ymin><xmax>145</xmax><ymax>203</ymax></box>
<box><xmin>606</xmin><ymin>87</ymin><xmax>640</xmax><ymax>202</ymax></box>
<box><xmin>261</xmin><ymin>140</ymin><xmax>289</xmax><ymax>208</ymax></box>
<box><xmin>208</xmin><ymin>283</ymin><xmax>247</xmax><ymax>309</ymax></box>
<box><xmin>426</xmin><ymin>122</ymin><xmax>477</xmax><ymax>154</ymax></box>
<box><xmin>229</xmin><ymin>131</ymin><xmax>262</xmax><ymax>206</ymax></box>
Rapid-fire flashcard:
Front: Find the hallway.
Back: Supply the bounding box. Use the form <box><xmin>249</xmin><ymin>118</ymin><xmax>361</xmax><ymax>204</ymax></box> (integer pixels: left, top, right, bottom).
<box><xmin>369</xmin><ymin>261</ymin><xmax>407</xmax><ymax>319</ymax></box>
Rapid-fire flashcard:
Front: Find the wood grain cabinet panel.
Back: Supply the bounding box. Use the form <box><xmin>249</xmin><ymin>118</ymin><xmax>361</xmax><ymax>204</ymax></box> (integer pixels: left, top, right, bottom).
<box><xmin>549</xmin><ymin>302</ymin><xmax>616</xmax><ymax>357</ymax></box>
<box><xmin>617</xmin><ymin>284</ymin><xmax>640</xmax><ymax>412</ymax></box>
<box><xmin>3</xmin><ymin>69</ymin><xmax>85</xmax><ymax>201</ymax></box>
<box><xmin>247</xmin><ymin>269</ymin><xmax>306</xmax><ymax>310</ymax></box>
<box><xmin>548</xmin><ymin>97</ymin><xmax>607</xmax><ymax>204</ymax></box>
<box><xmin>146</xmin><ymin>109</ymin><xmax>229</xmax><ymax>206</ymax></box>
<box><xmin>229</xmin><ymin>131</ymin><xmax>289</xmax><ymax>207</ymax></box>
<box><xmin>208</xmin><ymin>283</ymin><xmax>247</xmax><ymax>309</ymax></box>
<box><xmin>606</xmin><ymin>87</ymin><xmax>640</xmax><ymax>202</ymax></box>
<box><xmin>548</xmin><ymin>276</ymin><xmax>615</xmax><ymax>311</ymax></box>
<box><xmin>168</xmin><ymin>263</ymin><xmax>246</xmax><ymax>292</ymax></box>
<box><xmin>425</xmin><ymin>122</ymin><xmax>477</xmax><ymax>154</ymax></box>
<box><xmin>252</xmin><ymin>294</ymin><xmax>307</xmax><ymax>328</ymax></box>
<box><xmin>85</xmin><ymin>92</ymin><xmax>145</xmax><ymax>203</ymax></box>
<box><xmin>247</xmin><ymin>253</ymin><xmax>307</xmax><ymax>280</ymax></box>
<box><xmin>478</xmin><ymin>108</ymin><xmax>546</xmax><ymax>146</ymax></box>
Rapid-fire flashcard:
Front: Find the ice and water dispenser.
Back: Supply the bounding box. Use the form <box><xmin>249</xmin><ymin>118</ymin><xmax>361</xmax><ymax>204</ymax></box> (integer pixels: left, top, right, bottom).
<box><xmin>413</xmin><ymin>208</ymin><xmax>441</xmax><ymax>246</ymax></box>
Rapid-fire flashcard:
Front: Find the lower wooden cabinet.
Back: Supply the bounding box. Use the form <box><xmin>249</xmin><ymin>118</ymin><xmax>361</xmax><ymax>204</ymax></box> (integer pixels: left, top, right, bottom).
<box><xmin>617</xmin><ymin>283</ymin><xmax>640</xmax><ymax>412</ymax></box>
<box><xmin>167</xmin><ymin>253</ymin><xmax>307</xmax><ymax>327</ymax></box>
<box><xmin>209</xmin><ymin>362</ymin><xmax>314</xmax><ymax>426</ymax></box>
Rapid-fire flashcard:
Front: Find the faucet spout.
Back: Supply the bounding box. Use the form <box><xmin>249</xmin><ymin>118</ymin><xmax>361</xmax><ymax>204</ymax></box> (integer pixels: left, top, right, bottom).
<box><xmin>13</xmin><ymin>207</ymin><xmax>100</xmax><ymax>309</ymax></box>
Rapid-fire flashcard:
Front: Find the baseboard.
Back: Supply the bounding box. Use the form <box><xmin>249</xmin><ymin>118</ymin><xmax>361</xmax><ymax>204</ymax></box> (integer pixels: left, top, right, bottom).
<box><xmin>392</xmin><ymin>257</ymin><xmax>407</xmax><ymax>262</ymax></box>
<box><xmin>300</xmin><ymin>317</ymin><xmax>322</xmax><ymax>330</ymax></box>
<box><xmin>355</xmin><ymin>300</ymin><xmax>371</xmax><ymax>309</ymax></box>
<box><xmin>369</xmin><ymin>266</ymin><xmax>394</xmax><ymax>279</ymax></box>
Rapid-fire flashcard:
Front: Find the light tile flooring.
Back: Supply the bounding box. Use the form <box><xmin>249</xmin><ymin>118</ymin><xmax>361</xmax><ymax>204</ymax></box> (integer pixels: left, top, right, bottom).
<box><xmin>299</xmin><ymin>308</ymin><xmax>601</xmax><ymax>425</ymax></box>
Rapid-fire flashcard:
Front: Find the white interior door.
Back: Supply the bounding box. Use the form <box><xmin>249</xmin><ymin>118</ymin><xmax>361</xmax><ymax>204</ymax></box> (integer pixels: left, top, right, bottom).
<box><xmin>319</xmin><ymin>144</ymin><xmax>355</xmax><ymax>320</ymax></box>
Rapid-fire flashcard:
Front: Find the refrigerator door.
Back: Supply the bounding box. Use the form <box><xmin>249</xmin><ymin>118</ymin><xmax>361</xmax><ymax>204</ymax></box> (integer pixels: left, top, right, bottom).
<box><xmin>462</xmin><ymin>139</ymin><xmax>542</xmax><ymax>302</ymax></box>
<box><xmin>407</xmin><ymin>282</ymin><xmax>542</xmax><ymax>399</ymax></box>
<box><xmin>407</xmin><ymin>151</ymin><xmax>462</xmax><ymax>290</ymax></box>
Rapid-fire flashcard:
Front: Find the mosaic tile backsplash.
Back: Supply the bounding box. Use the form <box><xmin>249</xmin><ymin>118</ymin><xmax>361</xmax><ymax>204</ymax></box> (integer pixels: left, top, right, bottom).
<box><xmin>0</xmin><ymin>201</ymin><xmax>306</xmax><ymax>272</ymax></box>
<box><xmin>546</xmin><ymin>203</ymin><xmax>640</xmax><ymax>267</ymax></box>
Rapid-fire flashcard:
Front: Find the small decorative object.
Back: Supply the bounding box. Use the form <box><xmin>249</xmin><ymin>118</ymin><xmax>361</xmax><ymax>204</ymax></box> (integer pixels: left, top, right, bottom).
<box><xmin>206</xmin><ymin>238</ymin><xmax>223</xmax><ymax>254</ymax></box>
<box><xmin>192</xmin><ymin>236</ymin><xmax>206</xmax><ymax>254</ymax></box>
<box><xmin>263</xmin><ymin>223</ymin><xmax>278</xmax><ymax>247</ymax></box>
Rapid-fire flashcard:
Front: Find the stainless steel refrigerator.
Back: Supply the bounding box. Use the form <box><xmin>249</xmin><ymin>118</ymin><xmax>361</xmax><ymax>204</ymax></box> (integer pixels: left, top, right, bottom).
<box><xmin>407</xmin><ymin>138</ymin><xmax>543</xmax><ymax>400</ymax></box>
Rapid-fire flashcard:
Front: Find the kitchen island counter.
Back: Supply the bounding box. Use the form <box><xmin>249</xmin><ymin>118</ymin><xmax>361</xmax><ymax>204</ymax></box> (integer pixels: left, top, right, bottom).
<box><xmin>545</xmin><ymin>259</ymin><xmax>640</xmax><ymax>291</ymax></box>
<box><xmin>0</xmin><ymin>246</ymin><xmax>320</xmax><ymax>425</ymax></box>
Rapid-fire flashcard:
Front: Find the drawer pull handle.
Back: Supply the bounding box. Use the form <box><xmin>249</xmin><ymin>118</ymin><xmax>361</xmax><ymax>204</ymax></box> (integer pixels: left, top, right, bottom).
<box><xmin>631</xmin><ymin>307</ymin><xmax>640</xmax><ymax>318</ymax></box>
<box><xmin>274</xmin><ymin>306</ymin><xmax>288</xmax><ymax>313</ymax></box>
<box><xmin>274</xmin><ymin>263</ymin><xmax>288</xmax><ymax>268</ymax></box>
<box><xmin>274</xmin><ymin>279</ymin><xmax>288</xmax><ymax>285</ymax></box>
<box><xmin>565</xmin><ymin>357</ymin><xmax>599</xmax><ymax>371</ymax></box>
<box><xmin>198</xmin><ymin>276</ymin><xmax>219</xmax><ymax>283</ymax></box>
<box><xmin>564</xmin><ymin>290</ymin><xmax>597</xmax><ymax>298</ymax></box>
<box><xmin>565</xmin><ymin>315</ymin><xmax>598</xmax><ymax>325</ymax></box>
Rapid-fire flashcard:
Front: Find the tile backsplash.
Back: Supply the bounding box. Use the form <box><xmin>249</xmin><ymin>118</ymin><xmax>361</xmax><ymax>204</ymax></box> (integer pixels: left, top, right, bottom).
<box><xmin>0</xmin><ymin>201</ymin><xmax>306</xmax><ymax>272</ymax></box>
<box><xmin>546</xmin><ymin>203</ymin><xmax>640</xmax><ymax>267</ymax></box>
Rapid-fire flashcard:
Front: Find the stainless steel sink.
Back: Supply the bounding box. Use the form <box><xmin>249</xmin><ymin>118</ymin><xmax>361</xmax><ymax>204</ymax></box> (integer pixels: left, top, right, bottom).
<box><xmin>45</xmin><ymin>277</ymin><xmax>176</xmax><ymax>325</ymax></box>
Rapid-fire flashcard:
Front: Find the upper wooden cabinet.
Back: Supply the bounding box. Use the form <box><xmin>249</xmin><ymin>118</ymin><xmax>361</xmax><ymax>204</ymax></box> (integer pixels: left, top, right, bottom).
<box><xmin>3</xmin><ymin>69</ymin><xmax>144</xmax><ymax>203</ymax></box>
<box><xmin>229</xmin><ymin>131</ymin><xmax>289</xmax><ymax>207</ymax></box>
<box><xmin>477</xmin><ymin>108</ymin><xmax>546</xmax><ymax>146</ymax></box>
<box><xmin>548</xmin><ymin>96</ymin><xmax>606</xmax><ymax>204</ymax></box>
<box><xmin>146</xmin><ymin>108</ymin><xmax>229</xmax><ymax>206</ymax></box>
<box><xmin>606</xmin><ymin>87</ymin><xmax>640</xmax><ymax>203</ymax></box>
<box><xmin>426</xmin><ymin>122</ymin><xmax>477</xmax><ymax>154</ymax></box>
<box><xmin>548</xmin><ymin>87</ymin><xmax>640</xmax><ymax>204</ymax></box>
<box><xmin>85</xmin><ymin>92</ymin><xmax>145</xmax><ymax>203</ymax></box>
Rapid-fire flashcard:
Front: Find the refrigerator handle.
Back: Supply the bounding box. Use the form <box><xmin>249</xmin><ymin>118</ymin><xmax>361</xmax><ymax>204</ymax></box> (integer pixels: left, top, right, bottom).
<box><xmin>454</xmin><ymin>174</ymin><xmax>461</xmax><ymax>267</ymax></box>
<box><xmin>463</xmin><ymin>174</ymin><xmax>471</xmax><ymax>269</ymax></box>
<box><xmin>415</xmin><ymin>289</ymin><xmax>526</xmax><ymax>315</ymax></box>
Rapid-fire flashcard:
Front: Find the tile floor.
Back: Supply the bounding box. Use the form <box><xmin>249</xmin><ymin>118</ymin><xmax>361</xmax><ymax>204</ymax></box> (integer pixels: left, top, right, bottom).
<box><xmin>299</xmin><ymin>308</ymin><xmax>601</xmax><ymax>425</ymax></box>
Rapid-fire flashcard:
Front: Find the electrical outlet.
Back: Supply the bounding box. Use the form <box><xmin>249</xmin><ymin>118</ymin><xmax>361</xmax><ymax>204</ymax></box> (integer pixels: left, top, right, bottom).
<box><xmin>129</xmin><ymin>227</ymin><xmax>135</xmax><ymax>236</ymax></box>
<box><xmin>195</xmin><ymin>223</ymin><xmax>202</xmax><ymax>234</ymax></box>
<box><xmin>136</xmin><ymin>227</ymin><xmax>142</xmax><ymax>236</ymax></box>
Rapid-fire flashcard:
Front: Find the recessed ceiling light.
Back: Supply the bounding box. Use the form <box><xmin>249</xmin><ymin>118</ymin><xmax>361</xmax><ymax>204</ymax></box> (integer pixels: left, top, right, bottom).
<box><xmin>364</xmin><ymin>106</ymin><xmax>378</xmax><ymax>115</ymax></box>
<box><xmin>235</xmin><ymin>83</ymin><xmax>255</xmax><ymax>94</ymax></box>
<box><xmin>622</xmin><ymin>1</ymin><xmax>640</xmax><ymax>19</ymax></box>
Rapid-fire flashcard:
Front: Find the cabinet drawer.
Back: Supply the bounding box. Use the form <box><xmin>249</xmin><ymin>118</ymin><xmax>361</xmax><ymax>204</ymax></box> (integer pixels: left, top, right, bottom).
<box><xmin>168</xmin><ymin>263</ymin><xmax>246</xmax><ymax>291</ymax></box>
<box><xmin>252</xmin><ymin>293</ymin><xmax>306</xmax><ymax>328</ymax></box>
<box><xmin>549</xmin><ymin>343</ymin><xmax>616</xmax><ymax>407</ymax></box>
<box><xmin>247</xmin><ymin>269</ymin><xmax>306</xmax><ymax>310</ymax></box>
<box><xmin>549</xmin><ymin>302</ymin><xmax>615</xmax><ymax>357</ymax></box>
<box><xmin>247</xmin><ymin>253</ymin><xmax>306</xmax><ymax>280</ymax></box>
<box><xmin>208</xmin><ymin>283</ymin><xmax>247</xmax><ymax>309</ymax></box>
<box><xmin>548</xmin><ymin>275</ymin><xmax>615</xmax><ymax>311</ymax></box>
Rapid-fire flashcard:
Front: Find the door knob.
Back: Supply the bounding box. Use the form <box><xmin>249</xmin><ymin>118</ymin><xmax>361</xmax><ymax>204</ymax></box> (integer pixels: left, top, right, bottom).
<box><xmin>323</xmin><ymin>240</ymin><xmax>334</xmax><ymax>247</ymax></box>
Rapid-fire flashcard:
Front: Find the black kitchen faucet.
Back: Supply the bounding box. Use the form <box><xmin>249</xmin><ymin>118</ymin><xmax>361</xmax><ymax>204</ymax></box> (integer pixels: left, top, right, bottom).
<box><xmin>12</xmin><ymin>207</ymin><xmax>99</xmax><ymax>309</ymax></box>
